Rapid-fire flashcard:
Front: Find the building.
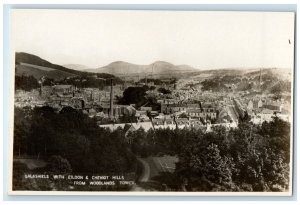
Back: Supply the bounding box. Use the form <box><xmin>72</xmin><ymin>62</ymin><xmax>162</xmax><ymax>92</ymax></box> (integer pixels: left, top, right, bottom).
<box><xmin>101</xmin><ymin>104</ymin><xmax>134</xmax><ymax>119</ymax></box>
<box><xmin>140</xmin><ymin>106</ymin><xmax>152</xmax><ymax>112</ymax></box>
<box><xmin>247</xmin><ymin>99</ymin><xmax>263</xmax><ymax>111</ymax></box>
<box><xmin>161</xmin><ymin>103</ymin><xmax>200</xmax><ymax>114</ymax></box>
<box><xmin>53</xmin><ymin>85</ymin><xmax>75</xmax><ymax>95</ymax></box>
<box><xmin>186</xmin><ymin>108</ymin><xmax>217</xmax><ymax>120</ymax></box>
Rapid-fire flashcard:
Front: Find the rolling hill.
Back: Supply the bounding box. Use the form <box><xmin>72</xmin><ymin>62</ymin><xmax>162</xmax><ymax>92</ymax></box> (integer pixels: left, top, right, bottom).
<box><xmin>16</xmin><ymin>63</ymin><xmax>77</xmax><ymax>81</ymax></box>
<box><xmin>15</xmin><ymin>52</ymin><xmax>119</xmax><ymax>81</ymax></box>
<box><xmin>63</xmin><ymin>64</ymin><xmax>92</xmax><ymax>71</ymax></box>
<box><xmin>197</xmin><ymin>67</ymin><xmax>291</xmax><ymax>94</ymax></box>
<box><xmin>89</xmin><ymin>61</ymin><xmax>199</xmax><ymax>75</ymax></box>
<box><xmin>15</xmin><ymin>52</ymin><xmax>91</xmax><ymax>77</ymax></box>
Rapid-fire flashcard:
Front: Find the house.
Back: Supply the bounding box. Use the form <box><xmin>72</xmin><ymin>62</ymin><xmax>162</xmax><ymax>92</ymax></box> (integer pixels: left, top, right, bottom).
<box><xmin>53</xmin><ymin>85</ymin><xmax>75</xmax><ymax>95</ymax></box>
<box><xmin>70</xmin><ymin>97</ymin><xmax>85</xmax><ymax>109</ymax></box>
<box><xmin>186</xmin><ymin>108</ymin><xmax>217</xmax><ymax>120</ymax></box>
<box><xmin>101</xmin><ymin>104</ymin><xmax>134</xmax><ymax>118</ymax></box>
<box><xmin>175</xmin><ymin>118</ymin><xmax>190</xmax><ymax>126</ymax></box>
<box><xmin>161</xmin><ymin>104</ymin><xmax>187</xmax><ymax>114</ymax></box>
<box><xmin>247</xmin><ymin>100</ymin><xmax>254</xmax><ymax>110</ymax></box>
<box><xmin>41</xmin><ymin>86</ymin><xmax>53</xmax><ymax>97</ymax></box>
<box><xmin>161</xmin><ymin>103</ymin><xmax>200</xmax><ymax>114</ymax></box>
<box><xmin>88</xmin><ymin>108</ymin><xmax>97</xmax><ymax>116</ymax></box>
<box><xmin>100</xmin><ymin>122</ymin><xmax>153</xmax><ymax>132</ymax></box>
<box><xmin>247</xmin><ymin>99</ymin><xmax>263</xmax><ymax>111</ymax></box>
<box><xmin>139</xmin><ymin>114</ymin><xmax>150</xmax><ymax>122</ymax></box>
<box><xmin>140</xmin><ymin>106</ymin><xmax>152</xmax><ymax>112</ymax></box>
<box><xmin>263</xmin><ymin>103</ymin><xmax>282</xmax><ymax>112</ymax></box>
<box><xmin>150</xmin><ymin>111</ymin><xmax>159</xmax><ymax>117</ymax></box>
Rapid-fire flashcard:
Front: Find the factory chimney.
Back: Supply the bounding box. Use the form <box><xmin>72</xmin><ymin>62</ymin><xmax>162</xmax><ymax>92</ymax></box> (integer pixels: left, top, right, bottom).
<box><xmin>90</xmin><ymin>91</ymin><xmax>93</xmax><ymax>101</ymax></box>
<box><xmin>39</xmin><ymin>83</ymin><xmax>42</xmax><ymax>96</ymax></box>
<box><xmin>260</xmin><ymin>68</ymin><xmax>262</xmax><ymax>85</ymax></box>
<box><xmin>145</xmin><ymin>75</ymin><xmax>148</xmax><ymax>86</ymax></box>
<box><xmin>109</xmin><ymin>79</ymin><xmax>114</xmax><ymax>119</ymax></box>
<box><xmin>38</xmin><ymin>76</ymin><xmax>45</xmax><ymax>96</ymax></box>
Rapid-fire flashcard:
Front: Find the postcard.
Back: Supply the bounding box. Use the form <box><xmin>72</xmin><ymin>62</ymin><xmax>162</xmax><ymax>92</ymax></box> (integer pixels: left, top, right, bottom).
<box><xmin>8</xmin><ymin>9</ymin><xmax>295</xmax><ymax>195</ymax></box>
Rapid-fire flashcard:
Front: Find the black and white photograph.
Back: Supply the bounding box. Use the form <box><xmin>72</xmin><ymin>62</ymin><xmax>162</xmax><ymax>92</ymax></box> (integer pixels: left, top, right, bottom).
<box><xmin>8</xmin><ymin>9</ymin><xmax>294</xmax><ymax>195</ymax></box>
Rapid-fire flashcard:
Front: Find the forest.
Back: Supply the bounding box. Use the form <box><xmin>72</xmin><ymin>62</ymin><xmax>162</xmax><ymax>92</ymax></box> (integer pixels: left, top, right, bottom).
<box><xmin>123</xmin><ymin>116</ymin><xmax>290</xmax><ymax>191</ymax></box>
<box><xmin>13</xmin><ymin>106</ymin><xmax>137</xmax><ymax>191</ymax></box>
<box><xmin>13</xmin><ymin>105</ymin><xmax>290</xmax><ymax>192</ymax></box>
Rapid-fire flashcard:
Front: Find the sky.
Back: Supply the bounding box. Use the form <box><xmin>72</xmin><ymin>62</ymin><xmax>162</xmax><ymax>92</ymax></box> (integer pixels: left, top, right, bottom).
<box><xmin>10</xmin><ymin>10</ymin><xmax>295</xmax><ymax>69</ymax></box>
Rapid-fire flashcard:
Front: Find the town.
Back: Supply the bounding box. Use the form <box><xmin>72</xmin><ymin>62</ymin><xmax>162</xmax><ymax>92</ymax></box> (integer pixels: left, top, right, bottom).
<box><xmin>10</xmin><ymin>9</ymin><xmax>294</xmax><ymax>194</ymax></box>
<box><xmin>12</xmin><ymin>53</ymin><xmax>292</xmax><ymax>192</ymax></box>
<box><xmin>15</xmin><ymin>68</ymin><xmax>291</xmax><ymax>137</ymax></box>
<box><xmin>12</xmin><ymin>52</ymin><xmax>292</xmax><ymax>192</ymax></box>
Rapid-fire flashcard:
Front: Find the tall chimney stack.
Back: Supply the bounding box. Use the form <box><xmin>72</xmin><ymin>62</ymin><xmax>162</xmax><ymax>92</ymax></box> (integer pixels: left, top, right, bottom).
<box><xmin>109</xmin><ymin>79</ymin><xmax>114</xmax><ymax>119</ymax></box>
<box><xmin>39</xmin><ymin>83</ymin><xmax>42</xmax><ymax>96</ymax></box>
<box><xmin>38</xmin><ymin>77</ymin><xmax>44</xmax><ymax>96</ymax></box>
<box><xmin>260</xmin><ymin>68</ymin><xmax>262</xmax><ymax>85</ymax></box>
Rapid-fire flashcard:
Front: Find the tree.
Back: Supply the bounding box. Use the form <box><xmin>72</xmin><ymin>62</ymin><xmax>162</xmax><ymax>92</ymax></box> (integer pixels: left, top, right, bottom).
<box><xmin>15</xmin><ymin>75</ymin><xmax>39</xmax><ymax>91</ymax></box>
<box><xmin>119</xmin><ymin>86</ymin><xmax>148</xmax><ymax>107</ymax></box>
<box><xmin>176</xmin><ymin>139</ymin><xmax>234</xmax><ymax>191</ymax></box>
<box><xmin>46</xmin><ymin>155</ymin><xmax>72</xmax><ymax>190</ymax></box>
<box><xmin>16</xmin><ymin>105</ymin><xmax>137</xmax><ymax>175</ymax></box>
<box><xmin>202</xmin><ymin>144</ymin><xmax>234</xmax><ymax>186</ymax></box>
<box><xmin>158</xmin><ymin>87</ymin><xmax>171</xmax><ymax>94</ymax></box>
<box><xmin>47</xmin><ymin>155</ymin><xmax>72</xmax><ymax>174</ymax></box>
<box><xmin>13</xmin><ymin>161</ymin><xmax>32</xmax><ymax>190</ymax></box>
<box><xmin>179</xmin><ymin>113</ymin><xmax>188</xmax><ymax>118</ymax></box>
<box><xmin>149</xmin><ymin>86</ymin><xmax>156</xmax><ymax>90</ymax></box>
<box><xmin>239</xmin><ymin>111</ymin><xmax>251</xmax><ymax>122</ymax></box>
<box><xmin>13</xmin><ymin>107</ymin><xmax>32</xmax><ymax>156</ymax></box>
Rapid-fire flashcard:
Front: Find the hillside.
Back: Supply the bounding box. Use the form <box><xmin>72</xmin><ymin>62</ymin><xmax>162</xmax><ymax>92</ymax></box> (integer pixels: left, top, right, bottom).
<box><xmin>91</xmin><ymin>61</ymin><xmax>148</xmax><ymax>74</ymax></box>
<box><xmin>63</xmin><ymin>64</ymin><xmax>91</xmax><ymax>71</ymax></box>
<box><xmin>90</xmin><ymin>60</ymin><xmax>199</xmax><ymax>75</ymax></box>
<box><xmin>15</xmin><ymin>52</ymin><xmax>92</xmax><ymax>77</ymax></box>
<box><xmin>15</xmin><ymin>63</ymin><xmax>77</xmax><ymax>80</ymax></box>
<box><xmin>15</xmin><ymin>52</ymin><xmax>121</xmax><ymax>82</ymax></box>
<box><xmin>198</xmin><ymin>68</ymin><xmax>291</xmax><ymax>95</ymax></box>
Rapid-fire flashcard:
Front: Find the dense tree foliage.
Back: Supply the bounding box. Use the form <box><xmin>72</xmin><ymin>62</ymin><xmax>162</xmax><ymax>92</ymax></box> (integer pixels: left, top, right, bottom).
<box><xmin>14</xmin><ymin>104</ymin><xmax>290</xmax><ymax>192</ymax></box>
<box><xmin>119</xmin><ymin>86</ymin><xmax>149</xmax><ymax>107</ymax></box>
<box><xmin>15</xmin><ymin>74</ymin><xmax>123</xmax><ymax>91</ymax></box>
<box><xmin>13</xmin><ymin>106</ymin><xmax>137</xmax><ymax>175</ymax></box>
<box><xmin>15</xmin><ymin>75</ymin><xmax>39</xmax><ymax>91</ymax></box>
<box><xmin>139</xmin><ymin>78</ymin><xmax>164</xmax><ymax>85</ymax></box>
<box><xmin>57</xmin><ymin>76</ymin><xmax>123</xmax><ymax>89</ymax></box>
<box><xmin>125</xmin><ymin>117</ymin><xmax>290</xmax><ymax>192</ymax></box>
<box><xmin>201</xmin><ymin>77</ymin><xmax>226</xmax><ymax>92</ymax></box>
<box><xmin>139</xmin><ymin>78</ymin><xmax>177</xmax><ymax>86</ymax></box>
<box><xmin>42</xmin><ymin>77</ymin><xmax>55</xmax><ymax>86</ymax></box>
<box><xmin>201</xmin><ymin>73</ymin><xmax>291</xmax><ymax>95</ymax></box>
<box><xmin>158</xmin><ymin>87</ymin><xmax>172</xmax><ymax>94</ymax></box>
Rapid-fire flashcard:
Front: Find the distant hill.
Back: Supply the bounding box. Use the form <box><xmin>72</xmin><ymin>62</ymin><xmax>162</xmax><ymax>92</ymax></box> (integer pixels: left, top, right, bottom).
<box><xmin>63</xmin><ymin>64</ymin><xmax>92</xmax><ymax>71</ymax></box>
<box><xmin>198</xmin><ymin>67</ymin><xmax>291</xmax><ymax>94</ymax></box>
<box><xmin>15</xmin><ymin>63</ymin><xmax>77</xmax><ymax>81</ymax></box>
<box><xmin>15</xmin><ymin>52</ymin><xmax>120</xmax><ymax>81</ymax></box>
<box><xmin>89</xmin><ymin>61</ymin><xmax>147</xmax><ymax>74</ymax></box>
<box><xmin>15</xmin><ymin>52</ymin><xmax>92</xmax><ymax>77</ymax></box>
<box><xmin>89</xmin><ymin>60</ymin><xmax>199</xmax><ymax>75</ymax></box>
<box><xmin>245</xmin><ymin>68</ymin><xmax>292</xmax><ymax>82</ymax></box>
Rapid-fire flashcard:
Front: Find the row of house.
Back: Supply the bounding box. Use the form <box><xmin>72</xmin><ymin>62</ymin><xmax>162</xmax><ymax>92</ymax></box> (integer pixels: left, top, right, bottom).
<box><xmin>160</xmin><ymin>102</ymin><xmax>218</xmax><ymax>120</ymax></box>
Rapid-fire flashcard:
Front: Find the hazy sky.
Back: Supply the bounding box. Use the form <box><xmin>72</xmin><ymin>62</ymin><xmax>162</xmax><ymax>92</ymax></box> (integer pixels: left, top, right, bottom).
<box><xmin>11</xmin><ymin>10</ymin><xmax>295</xmax><ymax>69</ymax></box>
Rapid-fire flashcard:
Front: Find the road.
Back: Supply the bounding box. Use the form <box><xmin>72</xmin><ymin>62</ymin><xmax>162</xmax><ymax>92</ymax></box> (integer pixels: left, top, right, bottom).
<box><xmin>130</xmin><ymin>157</ymin><xmax>154</xmax><ymax>191</ymax></box>
<box><xmin>14</xmin><ymin>158</ymin><xmax>47</xmax><ymax>170</ymax></box>
<box><xmin>226</xmin><ymin>99</ymin><xmax>239</xmax><ymax>123</ymax></box>
<box><xmin>227</xmin><ymin>105</ymin><xmax>239</xmax><ymax>123</ymax></box>
<box><xmin>137</xmin><ymin>158</ymin><xmax>150</xmax><ymax>182</ymax></box>
<box><xmin>131</xmin><ymin>156</ymin><xmax>177</xmax><ymax>191</ymax></box>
